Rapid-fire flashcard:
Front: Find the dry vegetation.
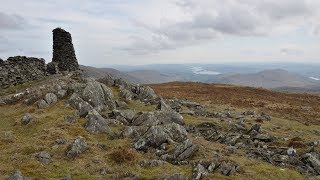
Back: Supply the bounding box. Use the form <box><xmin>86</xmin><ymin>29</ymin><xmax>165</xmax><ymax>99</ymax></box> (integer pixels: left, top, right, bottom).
<box><xmin>150</xmin><ymin>82</ymin><xmax>320</xmax><ymax>125</ymax></box>
<box><xmin>1</xmin><ymin>81</ymin><xmax>319</xmax><ymax>179</ymax></box>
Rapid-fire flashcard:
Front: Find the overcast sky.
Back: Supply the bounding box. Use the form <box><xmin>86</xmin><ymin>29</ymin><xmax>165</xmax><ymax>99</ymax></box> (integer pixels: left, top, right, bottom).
<box><xmin>1</xmin><ymin>0</ymin><xmax>320</xmax><ymax>65</ymax></box>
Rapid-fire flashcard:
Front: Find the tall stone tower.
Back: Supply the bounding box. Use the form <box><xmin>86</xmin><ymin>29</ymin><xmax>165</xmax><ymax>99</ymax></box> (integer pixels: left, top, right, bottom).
<box><xmin>50</xmin><ymin>28</ymin><xmax>79</xmax><ymax>73</ymax></box>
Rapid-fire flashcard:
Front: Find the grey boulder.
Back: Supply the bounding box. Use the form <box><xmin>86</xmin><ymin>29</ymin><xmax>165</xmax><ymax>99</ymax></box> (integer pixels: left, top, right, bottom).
<box><xmin>45</xmin><ymin>93</ymin><xmax>58</xmax><ymax>105</ymax></box>
<box><xmin>37</xmin><ymin>99</ymin><xmax>49</xmax><ymax>109</ymax></box>
<box><xmin>7</xmin><ymin>170</ymin><xmax>28</xmax><ymax>180</ymax></box>
<box><xmin>21</xmin><ymin>113</ymin><xmax>33</xmax><ymax>125</ymax></box>
<box><xmin>36</xmin><ymin>151</ymin><xmax>51</xmax><ymax>164</ymax></box>
<box><xmin>66</xmin><ymin>136</ymin><xmax>88</xmax><ymax>158</ymax></box>
<box><xmin>84</xmin><ymin>110</ymin><xmax>112</xmax><ymax>134</ymax></box>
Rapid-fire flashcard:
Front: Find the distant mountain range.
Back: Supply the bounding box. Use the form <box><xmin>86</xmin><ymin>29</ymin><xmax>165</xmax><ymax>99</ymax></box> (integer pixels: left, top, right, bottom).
<box><xmin>210</xmin><ymin>69</ymin><xmax>318</xmax><ymax>89</ymax></box>
<box><xmin>81</xmin><ymin>63</ymin><xmax>320</xmax><ymax>93</ymax></box>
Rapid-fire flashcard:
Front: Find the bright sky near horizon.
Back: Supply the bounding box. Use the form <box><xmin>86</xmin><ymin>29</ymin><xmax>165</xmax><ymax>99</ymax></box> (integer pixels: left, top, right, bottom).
<box><xmin>1</xmin><ymin>0</ymin><xmax>320</xmax><ymax>65</ymax></box>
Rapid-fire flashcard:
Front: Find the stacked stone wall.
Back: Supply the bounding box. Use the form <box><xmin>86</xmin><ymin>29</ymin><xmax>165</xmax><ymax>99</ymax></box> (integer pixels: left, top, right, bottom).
<box><xmin>0</xmin><ymin>56</ymin><xmax>46</xmax><ymax>88</ymax></box>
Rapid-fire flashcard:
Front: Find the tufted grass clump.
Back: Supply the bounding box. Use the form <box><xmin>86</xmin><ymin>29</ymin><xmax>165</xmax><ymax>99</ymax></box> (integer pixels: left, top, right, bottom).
<box><xmin>110</xmin><ymin>147</ymin><xmax>136</xmax><ymax>164</ymax></box>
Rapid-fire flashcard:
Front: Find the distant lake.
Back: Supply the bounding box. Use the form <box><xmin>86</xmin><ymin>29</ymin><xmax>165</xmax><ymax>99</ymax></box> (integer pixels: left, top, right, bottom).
<box><xmin>191</xmin><ymin>67</ymin><xmax>221</xmax><ymax>75</ymax></box>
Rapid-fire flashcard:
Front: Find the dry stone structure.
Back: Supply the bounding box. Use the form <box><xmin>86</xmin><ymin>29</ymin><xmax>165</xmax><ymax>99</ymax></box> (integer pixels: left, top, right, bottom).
<box><xmin>0</xmin><ymin>56</ymin><xmax>46</xmax><ymax>88</ymax></box>
<box><xmin>50</xmin><ymin>28</ymin><xmax>79</xmax><ymax>73</ymax></box>
<box><xmin>0</xmin><ymin>27</ymin><xmax>79</xmax><ymax>88</ymax></box>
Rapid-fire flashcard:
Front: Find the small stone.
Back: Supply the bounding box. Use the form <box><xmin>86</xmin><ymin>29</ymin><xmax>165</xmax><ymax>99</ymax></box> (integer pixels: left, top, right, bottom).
<box><xmin>56</xmin><ymin>138</ymin><xmax>67</xmax><ymax>145</ymax></box>
<box><xmin>192</xmin><ymin>164</ymin><xmax>208</xmax><ymax>180</ymax></box>
<box><xmin>38</xmin><ymin>99</ymin><xmax>49</xmax><ymax>109</ymax></box>
<box><xmin>57</xmin><ymin>90</ymin><xmax>67</xmax><ymax>99</ymax></box>
<box><xmin>61</xmin><ymin>175</ymin><xmax>71</xmax><ymax>180</ymax></box>
<box><xmin>45</xmin><ymin>93</ymin><xmax>58</xmax><ymax>105</ymax></box>
<box><xmin>66</xmin><ymin>136</ymin><xmax>88</xmax><ymax>158</ymax></box>
<box><xmin>287</xmin><ymin>147</ymin><xmax>296</xmax><ymax>156</ymax></box>
<box><xmin>36</xmin><ymin>151</ymin><xmax>51</xmax><ymax>164</ymax></box>
<box><xmin>21</xmin><ymin>113</ymin><xmax>33</xmax><ymax>125</ymax></box>
<box><xmin>64</xmin><ymin>115</ymin><xmax>77</xmax><ymax>123</ymax></box>
<box><xmin>7</xmin><ymin>170</ymin><xmax>28</xmax><ymax>180</ymax></box>
<box><xmin>3</xmin><ymin>131</ymin><xmax>13</xmax><ymax>142</ymax></box>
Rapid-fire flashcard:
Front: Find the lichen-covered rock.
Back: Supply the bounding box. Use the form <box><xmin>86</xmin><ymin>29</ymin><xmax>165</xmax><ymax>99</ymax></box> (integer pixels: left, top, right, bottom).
<box><xmin>98</xmin><ymin>75</ymin><xmax>115</xmax><ymax>87</ymax></box>
<box><xmin>57</xmin><ymin>90</ymin><xmax>67</xmax><ymax>99</ymax></box>
<box><xmin>7</xmin><ymin>170</ymin><xmax>28</xmax><ymax>180</ymax></box>
<box><xmin>304</xmin><ymin>153</ymin><xmax>320</xmax><ymax>174</ymax></box>
<box><xmin>36</xmin><ymin>151</ymin><xmax>51</xmax><ymax>164</ymax></box>
<box><xmin>44</xmin><ymin>93</ymin><xmax>58</xmax><ymax>105</ymax></box>
<box><xmin>134</xmin><ymin>123</ymin><xmax>188</xmax><ymax>151</ymax></box>
<box><xmin>113</xmin><ymin>109</ymin><xmax>136</xmax><ymax>125</ymax></box>
<box><xmin>192</xmin><ymin>164</ymin><xmax>208</xmax><ymax>180</ymax></box>
<box><xmin>84</xmin><ymin>110</ymin><xmax>112</xmax><ymax>134</ymax></box>
<box><xmin>131</xmin><ymin>111</ymin><xmax>184</xmax><ymax>127</ymax></box>
<box><xmin>157</xmin><ymin>98</ymin><xmax>172</xmax><ymax>111</ymax></box>
<box><xmin>82</xmin><ymin>80</ymin><xmax>115</xmax><ymax>111</ymax></box>
<box><xmin>21</xmin><ymin>113</ymin><xmax>33</xmax><ymax>125</ymax></box>
<box><xmin>134</xmin><ymin>126</ymin><xmax>170</xmax><ymax>151</ymax></box>
<box><xmin>136</xmin><ymin>86</ymin><xmax>158</xmax><ymax>100</ymax></box>
<box><xmin>154</xmin><ymin>111</ymin><xmax>184</xmax><ymax>125</ymax></box>
<box><xmin>64</xmin><ymin>115</ymin><xmax>77</xmax><ymax>123</ymax></box>
<box><xmin>175</xmin><ymin>140</ymin><xmax>199</xmax><ymax>161</ymax></box>
<box><xmin>120</xmin><ymin>87</ymin><xmax>133</xmax><ymax>101</ymax></box>
<box><xmin>66</xmin><ymin>136</ymin><xmax>88</xmax><ymax>158</ymax></box>
<box><xmin>37</xmin><ymin>99</ymin><xmax>49</xmax><ymax>109</ymax></box>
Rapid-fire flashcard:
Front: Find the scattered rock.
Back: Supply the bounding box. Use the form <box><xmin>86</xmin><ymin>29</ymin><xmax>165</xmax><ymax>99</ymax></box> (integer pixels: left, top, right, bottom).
<box><xmin>3</xmin><ymin>131</ymin><xmax>13</xmax><ymax>142</ymax></box>
<box><xmin>253</xmin><ymin>134</ymin><xmax>273</xmax><ymax>142</ymax></box>
<box><xmin>171</xmin><ymin>139</ymin><xmax>199</xmax><ymax>162</ymax></box>
<box><xmin>163</xmin><ymin>173</ymin><xmax>186</xmax><ymax>180</ymax></box>
<box><xmin>134</xmin><ymin>126</ymin><xmax>170</xmax><ymax>151</ymax></box>
<box><xmin>7</xmin><ymin>170</ymin><xmax>28</xmax><ymax>180</ymax></box>
<box><xmin>84</xmin><ymin>110</ymin><xmax>112</xmax><ymax>134</ymax></box>
<box><xmin>56</xmin><ymin>138</ymin><xmax>67</xmax><ymax>145</ymax></box>
<box><xmin>192</xmin><ymin>164</ymin><xmax>208</xmax><ymax>180</ymax></box>
<box><xmin>113</xmin><ymin>109</ymin><xmax>136</xmax><ymax>125</ymax></box>
<box><xmin>140</xmin><ymin>159</ymin><xmax>167</xmax><ymax>167</ymax></box>
<box><xmin>45</xmin><ymin>93</ymin><xmax>58</xmax><ymax>105</ymax></box>
<box><xmin>57</xmin><ymin>90</ymin><xmax>67</xmax><ymax>99</ymax></box>
<box><xmin>37</xmin><ymin>99</ymin><xmax>49</xmax><ymax>109</ymax></box>
<box><xmin>66</xmin><ymin>136</ymin><xmax>88</xmax><ymax>158</ymax></box>
<box><xmin>287</xmin><ymin>147</ymin><xmax>297</xmax><ymax>156</ymax></box>
<box><xmin>36</xmin><ymin>151</ymin><xmax>51</xmax><ymax>164</ymax></box>
<box><xmin>21</xmin><ymin>113</ymin><xmax>33</xmax><ymax>125</ymax></box>
<box><xmin>157</xmin><ymin>98</ymin><xmax>172</xmax><ymax>111</ymax></box>
<box><xmin>64</xmin><ymin>115</ymin><xmax>77</xmax><ymax>123</ymax></box>
<box><xmin>242</xmin><ymin>111</ymin><xmax>255</xmax><ymax>116</ymax></box>
<box><xmin>257</xmin><ymin>112</ymin><xmax>272</xmax><ymax>121</ymax></box>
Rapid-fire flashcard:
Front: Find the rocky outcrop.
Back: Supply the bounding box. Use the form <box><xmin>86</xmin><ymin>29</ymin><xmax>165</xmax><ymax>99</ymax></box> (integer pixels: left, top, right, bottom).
<box><xmin>51</xmin><ymin>28</ymin><xmax>78</xmax><ymax>72</ymax></box>
<box><xmin>0</xmin><ymin>56</ymin><xmax>46</xmax><ymax>88</ymax></box>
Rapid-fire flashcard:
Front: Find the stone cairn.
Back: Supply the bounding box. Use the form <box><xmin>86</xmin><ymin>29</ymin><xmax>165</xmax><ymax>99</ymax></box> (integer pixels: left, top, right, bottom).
<box><xmin>0</xmin><ymin>27</ymin><xmax>79</xmax><ymax>88</ymax></box>
<box><xmin>0</xmin><ymin>56</ymin><xmax>46</xmax><ymax>88</ymax></box>
<box><xmin>48</xmin><ymin>28</ymin><xmax>79</xmax><ymax>74</ymax></box>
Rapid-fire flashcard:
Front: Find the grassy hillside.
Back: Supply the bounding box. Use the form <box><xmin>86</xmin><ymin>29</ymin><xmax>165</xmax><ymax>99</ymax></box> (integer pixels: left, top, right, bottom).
<box><xmin>1</xmin><ymin>80</ymin><xmax>319</xmax><ymax>179</ymax></box>
<box><xmin>150</xmin><ymin>82</ymin><xmax>320</xmax><ymax>125</ymax></box>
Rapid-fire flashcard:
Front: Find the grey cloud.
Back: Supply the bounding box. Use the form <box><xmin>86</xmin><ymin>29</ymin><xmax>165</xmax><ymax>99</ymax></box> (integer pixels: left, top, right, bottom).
<box><xmin>0</xmin><ymin>12</ymin><xmax>25</xmax><ymax>30</ymax></box>
<box><xmin>280</xmin><ymin>48</ymin><xmax>303</xmax><ymax>56</ymax></box>
<box><xmin>126</xmin><ymin>0</ymin><xmax>318</xmax><ymax>55</ymax></box>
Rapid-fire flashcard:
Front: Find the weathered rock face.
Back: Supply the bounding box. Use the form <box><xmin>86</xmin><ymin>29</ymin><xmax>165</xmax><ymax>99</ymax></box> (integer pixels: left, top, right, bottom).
<box><xmin>0</xmin><ymin>56</ymin><xmax>46</xmax><ymax>88</ymax></box>
<box><xmin>52</xmin><ymin>28</ymin><xmax>79</xmax><ymax>72</ymax></box>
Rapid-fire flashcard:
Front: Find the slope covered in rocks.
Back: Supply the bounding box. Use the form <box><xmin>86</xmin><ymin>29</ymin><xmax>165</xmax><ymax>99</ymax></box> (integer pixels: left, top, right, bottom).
<box><xmin>1</xmin><ymin>71</ymin><xmax>320</xmax><ymax>179</ymax></box>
